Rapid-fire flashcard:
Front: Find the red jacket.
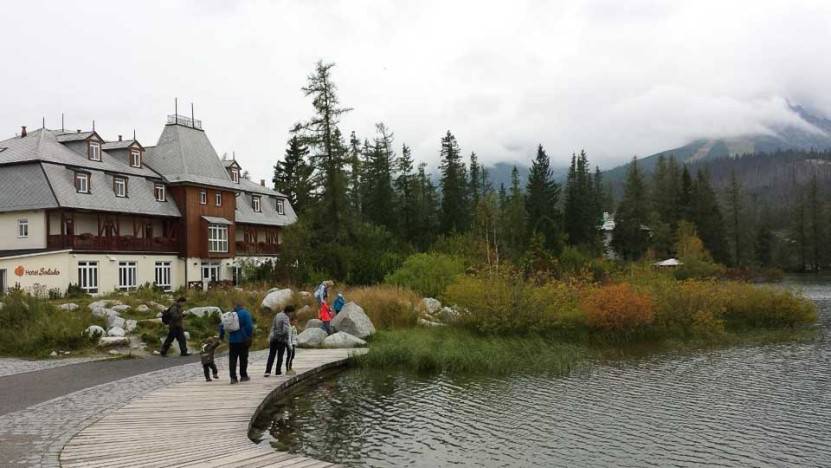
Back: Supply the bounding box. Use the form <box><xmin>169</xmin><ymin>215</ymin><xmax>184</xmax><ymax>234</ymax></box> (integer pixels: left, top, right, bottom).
<box><xmin>319</xmin><ymin>302</ymin><xmax>334</xmax><ymax>322</ymax></box>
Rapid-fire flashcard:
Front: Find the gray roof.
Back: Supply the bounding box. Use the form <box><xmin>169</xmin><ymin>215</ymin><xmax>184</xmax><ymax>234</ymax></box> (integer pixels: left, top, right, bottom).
<box><xmin>222</xmin><ymin>159</ymin><xmax>239</xmax><ymax>168</ymax></box>
<box><xmin>0</xmin><ymin>129</ymin><xmax>159</xmax><ymax>177</ymax></box>
<box><xmin>55</xmin><ymin>131</ymin><xmax>95</xmax><ymax>143</ymax></box>
<box><xmin>235</xmin><ymin>191</ymin><xmax>297</xmax><ymax>227</ymax></box>
<box><xmin>41</xmin><ymin>163</ymin><xmax>181</xmax><ymax>217</ymax></box>
<box><xmin>0</xmin><ymin>163</ymin><xmax>59</xmax><ymax>212</ymax></box>
<box><xmin>145</xmin><ymin>123</ymin><xmax>232</xmax><ymax>183</ymax></box>
<box><xmin>101</xmin><ymin>139</ymin><xmax>140</xmax><ymax>150</ymax></box>
<box><xmin>237</xmin><ymin>177</ymin><xmax>286</xmax><ymax>197</ymax></box>
<box><xmin>202</xmin><ymin>216</ymin><xmax>232</xmax><ymax>225</ymax></box>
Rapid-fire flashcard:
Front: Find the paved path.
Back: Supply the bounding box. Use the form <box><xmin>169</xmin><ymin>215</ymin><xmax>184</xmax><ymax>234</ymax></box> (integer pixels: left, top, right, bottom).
<box><xmin>60</xmin><ymin>348</ymin><xmax>361</xmax><ymax>468</ymax></box>
<box><xmin>0</xmin><ymin>357</ymin><xmax>108</xmax><ymax>378</ymax></box>
<box><xmin>0</xmin><ymin>354</ymin><xmax>201</xmax><ymax>415</ymax></box>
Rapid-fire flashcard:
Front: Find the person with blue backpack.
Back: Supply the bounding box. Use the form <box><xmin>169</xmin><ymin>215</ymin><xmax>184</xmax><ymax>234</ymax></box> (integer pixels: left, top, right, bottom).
<box><xmin>333</xmin><ymin>292</ymin><xmax>346</xmax><ymax>315</ymax></box>
<box><xmin>314</xmin><ymin>280</ymin><xmax>334</xmax><ymax>306</ymax></box>
<box><xmin>219</xmin><ymin>302</ymin><xmax>254</xmax><ymax>384</ymax></box>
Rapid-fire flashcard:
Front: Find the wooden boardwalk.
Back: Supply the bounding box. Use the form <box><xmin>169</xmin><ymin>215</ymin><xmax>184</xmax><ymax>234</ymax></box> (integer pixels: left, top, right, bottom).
<box><xmin>60</xmin><ymin>348</ymin><xmax>361</xmax><ymax>468</ymax></box>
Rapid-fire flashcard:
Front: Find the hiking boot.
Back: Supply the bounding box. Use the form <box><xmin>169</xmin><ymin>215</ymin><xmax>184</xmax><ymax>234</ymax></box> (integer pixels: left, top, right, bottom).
<box><xmin>264</xmin><ymin>373</ymin><xmax>271</xmax><ymax>378</ymax></box>
<box><xmin>181</xmin><ymin>352</ymin><xmax>192</xmax><ymax>357</ymax></box>
<box><xmin>240</xmin><ymin>376</ymin><xmax>250</xmax><ymax>382</ymax></box>
<box><xmin>213</xmin><ymin>373</ymin><xmax>220</xmax><ymax>379</ymax></box>
<box><xmin>230</xmin><ymin>378</ymin><xmax>239</xmax><ymax>385</ymax></box>
<box><xmin>206</xmin><ymin>377</ymin><xmax>212</xmax><ymax>382</ymax></box>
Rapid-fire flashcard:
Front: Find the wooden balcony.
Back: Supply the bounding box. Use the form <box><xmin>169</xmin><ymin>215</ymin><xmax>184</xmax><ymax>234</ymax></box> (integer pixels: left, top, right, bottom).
<box><xmin>48</xmin><ymin>234</ymin><xmax>179</xmax><ymax>253</ymax></box>
<box><xmin>235</xmin><ymin>241</ymin><xmax>279</xmax><ymax>256</ymax></box>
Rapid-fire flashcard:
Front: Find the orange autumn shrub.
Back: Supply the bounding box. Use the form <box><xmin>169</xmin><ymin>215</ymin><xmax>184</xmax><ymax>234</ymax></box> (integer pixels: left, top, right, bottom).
<box><xmin>580</xmin><ymin>283</ymin><xmax>655</xmax><ymax>332</ymax></box>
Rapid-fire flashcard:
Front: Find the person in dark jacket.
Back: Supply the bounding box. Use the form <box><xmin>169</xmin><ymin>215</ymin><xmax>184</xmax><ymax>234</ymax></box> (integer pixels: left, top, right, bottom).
<box><xmin>264</xmin><ymin>305</ymin><xmax>294</xmax><ymax>377</ymax></box>
<box><xmin>200</xmin><ymin>336</ymin><xmax>221</xmax><ymax>382</ymax></box>
<box><xmin>220</xmin><ymin>303</ymin><xmax>254</xmax><ymax>384</ymax></box>
<box><xmin>160</xmin><ymin>297</ymin><xmax>190</xmax><ymax>357</ymax></box>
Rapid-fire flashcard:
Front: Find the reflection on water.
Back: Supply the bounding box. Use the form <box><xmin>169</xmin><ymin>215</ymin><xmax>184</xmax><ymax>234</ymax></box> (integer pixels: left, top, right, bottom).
<box><xmin>253</xmin><ymin>277</ymin><xmax>831</xmax><ymax>467</ymax></box>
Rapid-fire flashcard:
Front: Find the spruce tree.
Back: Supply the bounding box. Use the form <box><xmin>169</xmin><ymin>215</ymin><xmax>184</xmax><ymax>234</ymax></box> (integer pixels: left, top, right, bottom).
<box><xmin>439</xmin><ymin>131</ymin><xmax>469</xmax><ymax>233</ymax></box>
<box><xmin>363</xmin><ymin>123</ymin><xmax>396</xmax><ymax>231</ymax></box>
<box><xmin>501</xmin><ymin>166</ymin><xmax>528</xmax><ymax>259</ymax></box>
<box><xmin>725</xmin><ymin>170</ymin><xmax>745</xmax><ymax>266</ymax></box>
<box><xmin>395</xmin><ymin>143</ymin><xmax>417</xmax><ymax>243</ymax></box>
<box><xmin>612</xmin><ymin>157</ymin><xmax>651</xmax><ymax>260</ymax></box>
<box><xmin>273</xmin><ymin>135</ymin><xmax>313</xmax><ymax>214</ymax></box>
<box><xmin>347</xmin><ymin>131</ymin><xmax>363</xmax><ymax>217</ymax></box>
<box><xmin>525</xmin><ymin>144</ymin><xmax>562</xmax><ymax>252</ymax></box>
<box><xmin>469</xmin><ymin>152</ymin><xmax>481</xmax><ymax>210</ymax></box>
<box><xmin>691</xmin><ymin>170</ymin><xmax>730</xmax><ymax>264</ymax></box>
<box><xmin>413</xmin><ymin>162</ymin><xmax>439</xmax><ymax>249</ymax></box>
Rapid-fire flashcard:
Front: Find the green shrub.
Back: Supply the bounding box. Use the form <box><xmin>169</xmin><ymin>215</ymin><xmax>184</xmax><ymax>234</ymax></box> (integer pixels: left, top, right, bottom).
<box><xmin>385</xmin><ymin>253</ymin><xmax>465</xmax><ymax>298</ymax></box>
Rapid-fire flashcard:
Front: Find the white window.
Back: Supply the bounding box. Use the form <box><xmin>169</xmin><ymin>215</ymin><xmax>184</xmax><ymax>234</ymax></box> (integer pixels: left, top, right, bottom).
<box><xmin>78</xmin><ymin>261</ymin><xmax>98</xmax><ymax>293</ymax></box>
<box><xmin>114</xmin><ymin>177</ymin><xmax>127</xmax><ymax>197</ymax></box>
<box><xmin>154</xmin><ymin>184</ymin><xmax>166</xmax><ymax>202</ymax></box>
<box><xmin>208</xmin><ymin>224</ymin><xmax>229</xmax><ymax>253</ymax></box>
<box><xmin>75</xmin><ymin>172</ymin><xmax>89</xmax><ymax>193</ymax></box>
<box><xmin>118</xmin><ymin>261</ymin><xmax>137</xmax><ymax>290</ymax></box>
<box><xmin>130</xmin><ymin>150</ymin><xmax>141</xmax><ymax>168</ymax></box>
<box><xmin>154</xmin><ymin>261</ymin><xmax>171</xmax><ymax>291</ymax></box>
<box><xmin>200</xmin><ymin>191</ymin><xmax>207</xmax><ymax>205</ymax></box>
<box><xmin>17</xmin><ymin>219</ymin><xmax>28</xmax><ymax>238</ymax></box>
<box><xmin>215</xmin><ymin>192</ymin><xmax>222</xmax><ymax>207</ymax></box>
<box><xmin>276</xmin><ymin>198</ymin><xmax>285</xmax><ymax>215</ymax></box>
<box><xmin>252</xmin><ymin>195</ymin><xmax>261</xmax><ymax>213</ymax></box>
<box><xmin>202</xmin><ymin>261</ymin><xmax>220</xmax><ymax>282</ymax></box>
<box><xmin>231</xmin><ymin>168</ymin><xmax>240</xmax><ymax>183</ymax></box>
<box><xmin>89</xmin><ymin>141</ymin><xmax>101</xmax><ymax>161</ymax></box>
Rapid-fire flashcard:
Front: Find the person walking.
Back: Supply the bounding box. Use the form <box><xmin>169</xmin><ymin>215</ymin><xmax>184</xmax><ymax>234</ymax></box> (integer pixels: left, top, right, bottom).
<box><xmin>286</xmin><ymin>316</ymin><xmax>298</xmax><ymax>373</ymax></box>
<box><xmin>319</xmin><ymin>297</ymin><xmax>334</xmax><ymax>335</ymax></box>
<box><xmin>200</xmin><ymin>335</ymin><xmax>221</xmax><ymax>382</ymax></box>
<box><xmin>264</xmin><ymin>305</ymin><xmax>293</xmax><ymax>377</ymax></box>
<box><xmin>220</xmin><ymin>302</ymin><xmax>254</xmax><ymax>384</ymax></box>
<box><xmin>160</xmin><ymin>297</ymin><xmax>190</xmax><ymax>357</ymax></box>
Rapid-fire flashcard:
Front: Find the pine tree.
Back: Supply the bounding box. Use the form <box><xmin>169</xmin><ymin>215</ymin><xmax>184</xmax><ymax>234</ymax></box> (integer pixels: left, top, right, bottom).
<box><xmin>394</xmin><ymin>143</ymin><xmax>417</xmax><ymax>243</ymax></box>
<box><xmin>439</xmin><ymin>131</ymin><xmax>469</xmax><ymax>233</ymax></box>
<box><xmin>501</xmin><ymin>166</ymin><xmax>528</xmax><ymax>259</ymax></box>
<box><xmin>469</xmin><ymin>152</ymin><xmax>481</xmax><ymax>210</ymax></box>
<box><xmin>678</xmin><ymin>165</ymin><xmax>694</xmax><ymax>221</ymax></box>
<box><xmin>525</xmin><ymin>144</ymin><xmax>562</xmax><ymax>252</ymax></box>
<box><xmin>755</xmin><ymin>221</ymin><xmax>774</xmax><ymax>267</ymax></box>
<box><xmin>273</xmin><ymin>135</ymin><xmax>313</xmax><ymax>214</ymax></box>
<box><xmin>413</xmin><ymin>162</ymin><xmax>439</xmax><ymax>249</ymax></box>
<box><xmin>725</xmin><ymin>170</ymin><xmax>745</xmax><ymax>266</ymax></box>
<box><xmin>363</xmin><ymin>123</ymin><xmax>396</xmax><ymax>231</ymax></box>
<box><xmin>612</xmin><ymin>157</ymin><xmax>650</xmax><ymax>260</ymax></box>
<box><xmin>691</xmin><ymin>170</ymin><xmax>730</xmax><ymax>264</ymax></box>
<box><xmin>564</xmin><ymin>150</ymin><xmax>600</xmax><ymax>248</ymax></box>
<box><xmin>346</xmin><ymin>131</ymin><xmax>363</xmax><ymax>217</ymax></box>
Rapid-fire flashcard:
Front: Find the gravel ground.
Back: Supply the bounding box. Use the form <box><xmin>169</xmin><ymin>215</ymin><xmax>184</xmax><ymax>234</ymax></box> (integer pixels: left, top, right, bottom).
<box><xmin>0</xmin><ymin>357</ymin><xmax>109</xmax><ymax>378</ymax></box>
<box><xmin>0</xmin><ymin>349</ymin><xmax>268</xmax><ymax>467</ymax></box>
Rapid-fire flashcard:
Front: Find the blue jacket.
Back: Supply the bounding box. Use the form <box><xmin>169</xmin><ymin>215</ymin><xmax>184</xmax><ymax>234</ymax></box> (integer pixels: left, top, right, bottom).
<box><xmin>220</xmin><ymin>306</ymin><xmax>254</xmax><ymax>344</ymax></box>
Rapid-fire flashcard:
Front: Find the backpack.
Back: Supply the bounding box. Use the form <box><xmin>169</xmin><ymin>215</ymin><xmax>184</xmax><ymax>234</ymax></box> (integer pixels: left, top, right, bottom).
<box><xmin>221</xmin><ymin>311</ymin><xmax>240</xmax><ymax>333</ymax></box>
<box><xmin>314</xmin><ymin>283</ymin><xmax>326</xmax><ymax>303</ymax></box>
<box><xmin>161</xmin><ymin>306</ymin><xmax>173</xmax><ymax>325</ymax></box>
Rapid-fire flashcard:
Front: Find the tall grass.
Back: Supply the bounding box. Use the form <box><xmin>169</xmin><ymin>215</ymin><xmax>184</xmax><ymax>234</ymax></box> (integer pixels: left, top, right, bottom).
<box><xmin>354</xmin><ymin>328</ymin><xmax>589</xmax><ymax>375</ymax></box>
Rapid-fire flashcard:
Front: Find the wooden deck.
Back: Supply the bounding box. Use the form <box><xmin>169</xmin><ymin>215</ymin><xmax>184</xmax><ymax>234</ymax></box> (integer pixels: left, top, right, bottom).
<box><xmin>60</xmin><ymin>348</ymin><xmax>361</xmax><ymax>468</ymax></box>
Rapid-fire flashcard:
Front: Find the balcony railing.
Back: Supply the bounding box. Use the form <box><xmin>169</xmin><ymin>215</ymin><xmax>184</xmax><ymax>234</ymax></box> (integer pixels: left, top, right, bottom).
<box><xmin>48</xmin><ymin>234</ymin><xmax>178</xmax><ymax>252</ymax></box>
<box><xmin>236</xmin><ymin>241</ymin><xmax>279</xmax><ymax>255</ymax></box>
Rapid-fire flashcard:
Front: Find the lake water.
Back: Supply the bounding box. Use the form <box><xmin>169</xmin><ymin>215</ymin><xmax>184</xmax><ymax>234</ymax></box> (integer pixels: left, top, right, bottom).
<box><xmin>251</xmin><ymin>276</ymin><xmax>831</xmax><ymax>467</ymax></box>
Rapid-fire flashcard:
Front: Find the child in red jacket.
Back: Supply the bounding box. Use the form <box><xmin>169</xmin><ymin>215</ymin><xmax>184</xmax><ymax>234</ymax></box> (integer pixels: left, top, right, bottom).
<box><xmin>319</xmin><ymin>299</ymin><xmax>334</xmax><ymax>335</ymax></box>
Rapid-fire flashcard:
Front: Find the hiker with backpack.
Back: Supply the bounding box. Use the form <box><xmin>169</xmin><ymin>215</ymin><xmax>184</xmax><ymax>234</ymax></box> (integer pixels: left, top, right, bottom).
<box><xmin>314</xmin><ymin>280</ymin><xmax>334</xmax><ymax>306</ymax></box>
<box><xmin>219</xmin><ymin>302</ymin><xmax>254</xmax><ymax>384</ymax></box>
<box><xmin>264</xmin><ymin>305</ymin><xmax>294</xmax><ymax>377</ymax></box>
<box><xmin>319</xmin><ymin>297</ymin><xmax>334</xmax><ymax>335</ymax></box>
<box><xmin>333</xmin><ymin>292</ymin><xmax>346</xmax><ymax>315</ymax></box>
<box><xmin>160</xmin><ymin>297</ymin><xmax>190</xmax><ymax>357</ymax></box>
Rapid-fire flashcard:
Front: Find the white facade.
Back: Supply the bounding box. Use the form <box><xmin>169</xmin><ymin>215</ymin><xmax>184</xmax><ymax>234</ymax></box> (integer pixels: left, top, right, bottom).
<box><xmin>0</xmin><ymin>210</ymin><xmax>47</xmax><ymax>250</ymax></box>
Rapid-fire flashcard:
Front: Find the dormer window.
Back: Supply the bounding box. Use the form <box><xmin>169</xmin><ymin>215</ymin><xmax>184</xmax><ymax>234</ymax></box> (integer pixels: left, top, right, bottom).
<box><xmin>276</xmin><ymin>198</ymin><xmax>285</xmax><ymax>215</ymax></box>
<box><xmin>231</xmin><ymin>168</ymin><xmax>240</xmax><ymax>183</ymax></box>
<box><xmin>114</xmin><ymin>176</ymin><xmax>128</xmax><ymax>198</ymax></box>
<box><xmin>252</xmin><ymin>195</ymin><xmax>261</xmax><ymax>212</ymax></box>
<box><xmin>154</xmin><ymin>184</ymin><xmax>166</xmax><ymax>202</ymax></box>
<box><xmin>130</xmin><ymin>149</ymin><xmax>141</xmax><ymax>168</ymax></box>
<box><xmin>75</xmin><ymin>172</ymin><xmax>90</xmax><ymax>193</ymax></box>
<box><xmin>89</xmin><ymin>141</ymin><xmax>101</xmax><ymax>161</ymax></box>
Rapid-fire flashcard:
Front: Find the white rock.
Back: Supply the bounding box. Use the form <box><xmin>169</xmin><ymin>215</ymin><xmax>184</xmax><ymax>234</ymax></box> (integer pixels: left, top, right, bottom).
<box><xmin>98</xmin><ymin>337</ymin><xmax>129</xmax><ymax>347</ymax></box>
<box><xmin>107</xmin><ymin>350</ymin><xmax>122</xmax><ymax>355</ymax></box>
<box><xmin>187</xmin><ymin>306</ymin><xmax>222</xmax><ymax>318</ymax></box>
<box><xmin>50</xmin><ymin>351</ymin><xmax>58</xmax><ymax>357</ymax></box>
<box><xmin>58</xmin><ymin>303</ymin><xmax>79</xmax><ymax>311</ymax></box>
<box><xmin>438</xmin><ymin>306</ymin><xmax>460</xmax><ymax>323</ymax></box>
<box><xmin>331</xmin><ymin>302</ymin><xmax>376</xmax><ymax>339</ymax></box>
<box><xmin>304</xmin><ymin>318</ymin><xmax>323</xmax><ymax>330</ymax></box>
<box><xmin>418</xmin><ymin>318</ymin><xmax>446</xmax><ymax>327</ymax></box>
<box><xmin>423</xmin><ymin>298</ymin><xmax>442</xmax><ymax>315</ymax></box>
<box><xmin>296</xmin><ymin>328</ymin><xmax>328</xmax><ymax>348</ymax></box>
<box><xmin>322</xmin><ymin>331</ymin><xmax>367</xmax><ymax>348</ymax></box>
<box><xmin>262</xmin><ymin>288</ymin><xmax>294</xmax><ymax>311</ymax></box>
<box><xmin>266</xmin><ymin>287</ymin><xmax>282</xmax><ymax>295</ymax></box>
<box><xmin>184</xmin><ymin>331</ymin><xmax>191</xmax><ymax>340</ymax></box>
<box><xmin>85</xmin><ymin>325</ymin><xmax>106</xmax><ymax>338</ymax></box>
<box><xmin>107</xmin><ymin>315</ymin><xmax>126</xmax><ymax>329</ymax></box>
<box><xmin>89</xmin><ymin>300</ymin><xmax>122</xmax><ymax>311</ymax></box>
<box><xmin>111</xmin><ymin>304</ymin><xmax>131</xmax><ymax>312</ymax></box>
<box><xmin>135</xmin><ymin>304</ymin><xmax>150</xmax><ymax>313</ymax></box>
<box><xmin>108</xmin><ymin>327</ymin><xmax>126</xmax><ymax>337</ymax></box>
<box><xmin>124</xmin><ymin>319</ymin><xmax>138</xmax><ymax>333</ymax></box>
<box><xmin>149</xmin><ymin>301</ymin><xmax>167</xmax><ymax>311</ymax></box>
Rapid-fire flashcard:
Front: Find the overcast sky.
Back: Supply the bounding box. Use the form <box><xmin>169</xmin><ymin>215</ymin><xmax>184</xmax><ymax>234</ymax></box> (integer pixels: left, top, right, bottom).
<box><xmin>2</xmin><ymin>0</ymin><xmax>830</xmax><ymax>180</ymax></box>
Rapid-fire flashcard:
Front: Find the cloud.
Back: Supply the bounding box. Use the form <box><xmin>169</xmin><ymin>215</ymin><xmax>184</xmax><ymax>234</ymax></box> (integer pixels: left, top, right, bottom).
<box><xmin>1</xmin><ymin>0</ymin><xmax>830</xmax><ymax>179</ymax></box>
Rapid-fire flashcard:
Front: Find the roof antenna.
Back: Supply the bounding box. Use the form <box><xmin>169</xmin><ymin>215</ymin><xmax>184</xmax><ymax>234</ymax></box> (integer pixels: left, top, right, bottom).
<box><xmin>61</xmin><ymin>113</ymin><xmax>64</xmax><ymax>132</ymax></box>
<box><xmin>191</xmin><ymin>102</ymin><xmax>195</xmax><ymax>129</ymax></box>
<box><xmin>92</xmin><ymin>120</ymin><xmax>96</xmax><ymax>132</ymax></box>
<box><xmin>175</xmin><ymin>98</ymin><xmax>178</xmax><ymax>124</ymax></box>
<box><xmin>42</xmin><ymin>116</ymin><xmax>45</xmax><ymax>129</ymax></box>
<box><xmin>133</xmin><ymin>129</ymin><xmax>136</xmax><ymax>140</ymax></box>
<box><xmin>233</xmin><ymin>151</ymin><xmax>236</xmax><ymax>161</ymax></box>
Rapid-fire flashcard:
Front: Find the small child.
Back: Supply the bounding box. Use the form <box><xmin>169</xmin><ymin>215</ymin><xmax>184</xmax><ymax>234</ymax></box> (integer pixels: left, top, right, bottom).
<box><xmin>200</xmin><ymin>336</ymin><xmax>221</xmax><ymax>382</ymax></box>
<box><xmin>286</xmin><ymin>317</ymin><xmax>298</xmax><ymax>373</ymax></box>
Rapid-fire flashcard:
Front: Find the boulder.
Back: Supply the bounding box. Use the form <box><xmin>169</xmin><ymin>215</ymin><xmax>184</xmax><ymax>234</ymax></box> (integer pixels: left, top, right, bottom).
<box><xmin>92</xmin><ymin>307</ymin><xmax>120</xmax><ymax>321</ymax></box>
<box><xmin>107</xmin><ymin>315</ymin><xmax>126</xmax><ymax>329</ymax></box>
<box><xmin>304</xmin><ymin>318</ymin><xmax>323</xmax><ymax>330</ymax></box>
<box><xmin>149</xmin><ymin>301</ymin><xmax>167</xmax><ymax>311</ymax></box>
<box><xmin>331</xmin><ymin>302</ymin><xmax>376</xmax><ymax>339</ymax></box>
<box><xmin>111</xmin><ymin>304</ymin><xmax>131</xmax><ymax>312</ymax></box>
<box><xmin>58</xmin><ymin>303</ymin><xmax>79</xmax><ymax>311</ymax></box>
<box><xmin>262</xmin><ymin>288</ymin><xmax>294</xmax><ymax>311</ymax></box>
<box><xmin>135</xmin><ymin>304</ymin><xmax>150</xmax><ymax>313</ymax></box>
<box><xmin>98</xmin><ymin>337</ymin><xmax>129</xmax><ymax>347</ymax></box>
<box><xmin>89</xmin><ymin>300</ymin><xmax>122</xmax><ymax>311</ymax></box>
<box><xmin>84</xmin><ymin>325</ymin><xmax>106</xmax><ymax>338</ymax></box>
<box><xmin>299</xmin><ymin>291</ymin><xmax>312</xmax><ymax>298</ymax></box>
<box><xmin>124</xmin><ymin>319</ymin><xmax>138</xmax><ymax>333</ymax></box>
<box><xmin>296</xmin><ymin>328</ymin><xmax>328</xmax><ymax>348</ymax></box>
<box><xmin>423</xmin><ymin>298</ymin><xmax>442</xmax><ymax>315</ymax></box>
<box><xmin>187</xmin><ymin>306</ymin><xmax>221</xmax><ymax>318</ymax></box>
<box><xmin>107</xmin><ymin>327</ymin><xmax>126</xmax><ymax>337</ymax></box>
<box><xmin>418</xmin><ymin>318</ymin><xmax>446</xmax><ymax>327</ymax></box>
<box><xmin>322</xmin><ymin>331</ymin><xmax>367</xmax><ymax>348</ymax></box>
<box><xmin>50</xmin><ymin>351</ymin><xmax>58</xmax><ymax>357</ymax></box>
<box><xmin>438</xmin><ymin>306</ymin><xmax>460</xmax><ymax>323</ymax></box>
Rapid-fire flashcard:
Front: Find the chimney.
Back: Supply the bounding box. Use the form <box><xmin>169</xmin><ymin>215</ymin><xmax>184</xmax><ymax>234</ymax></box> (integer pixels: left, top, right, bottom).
<box><xmin>20</xmin><ymin>126</ymin><xmax>27</xmax><ymax>137</ymax></box>
<box><xmin>118</xmin><ymin>135</ymin><xmax>122</xmax><ymax>142</ymax></box>
<box><xmin>260</xmin><ymin>179</ymin><xmax>265</xmax><ymax>187</ymax></box>
<box><xmin>76</xmin><ymin>129</ymin><xmax>81</xmax><ymax>133</ymax></box>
